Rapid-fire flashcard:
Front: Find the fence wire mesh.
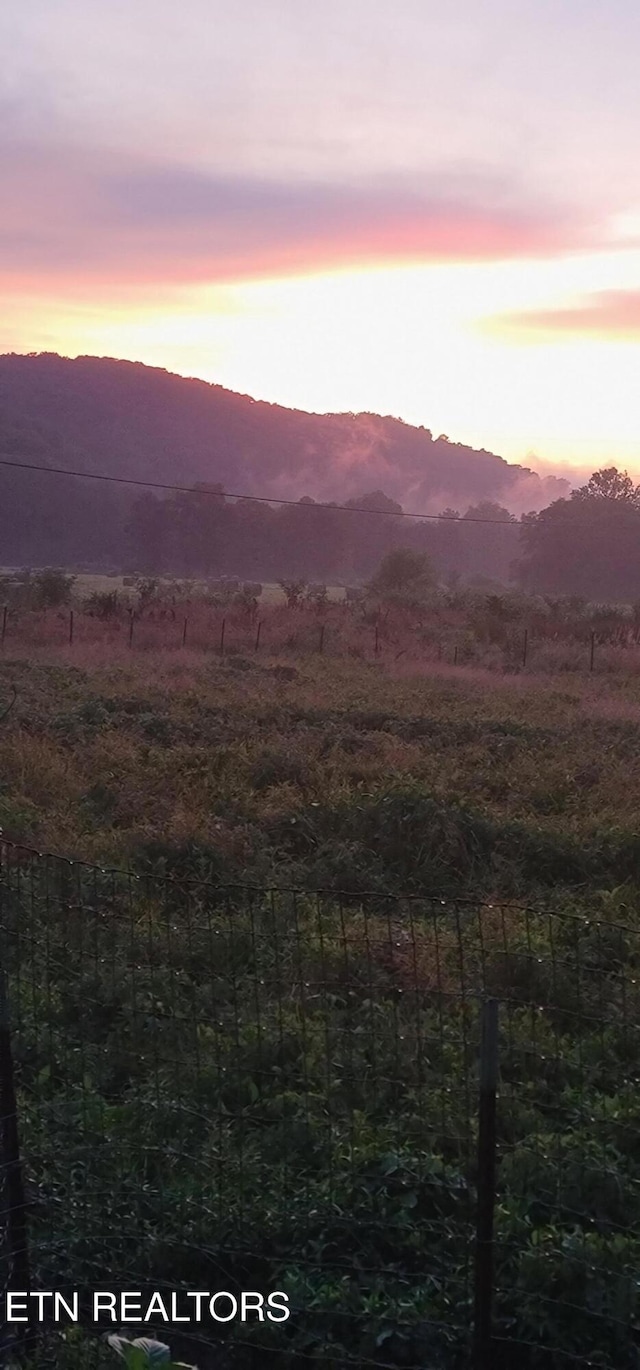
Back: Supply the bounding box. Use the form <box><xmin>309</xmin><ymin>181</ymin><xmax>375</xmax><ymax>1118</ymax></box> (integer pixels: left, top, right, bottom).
<box><xmin>1</xmin><ymin>842</ymin><xmax>640</xmax><ymax>1368</ymax></box>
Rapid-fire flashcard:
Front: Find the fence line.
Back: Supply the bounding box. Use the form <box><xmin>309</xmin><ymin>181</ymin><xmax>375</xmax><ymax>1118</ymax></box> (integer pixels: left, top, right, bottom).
<box><xmin>0</xmin><ymin>602</ymin><xmax>627</xmax><ymax>675</ymax></box>
<box><xmin>1</xmin><ymin>841</ymin><xmax>640</xmax><ymax>1366</ymax></box>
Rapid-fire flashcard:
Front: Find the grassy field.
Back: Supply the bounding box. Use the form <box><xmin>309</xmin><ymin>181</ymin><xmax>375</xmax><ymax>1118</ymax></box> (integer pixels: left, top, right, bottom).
<box><xmin>4</xmin><ymin>642</ymin><xmax>640</xmax><ymax>1368</ymax></box>
<box><xmin>2</xmin><ymin>643</ymin><xmax>640</xmax><ymax>898</ymax></box>
<box><xmin>70</xmin><ymin>575</ymin><xmax>346</xmax><ymax>605</ymax></box>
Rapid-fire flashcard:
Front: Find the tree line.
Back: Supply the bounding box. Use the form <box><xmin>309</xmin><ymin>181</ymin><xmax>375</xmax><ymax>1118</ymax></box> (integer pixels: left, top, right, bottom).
<box><xmin>2</xmin><ymin>462</ymin><xmax>640</xmax><ymax>601</ymax></box>
<box><xmin>125</xmin><ymin>466</ymin><xmax>640</xmax><ymax>601</ymax></box>
<box><xmin>125</xmin><ymin>484</ymin><xmax>520</xmax><ymax>585</ymax></box>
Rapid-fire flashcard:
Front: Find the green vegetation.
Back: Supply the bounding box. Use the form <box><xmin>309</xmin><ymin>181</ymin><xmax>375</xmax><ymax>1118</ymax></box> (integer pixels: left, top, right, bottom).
<box><xmin>367</xmin><ymin>547</ymin><xmax>436</xmax><ymax>608</ymax></box>
<box><xmin>23</xmin><ymin>1331</ymin><xmax>194</xmax><ymax>1370</ymax></box>
<box><xmin>4</xmin><ymin>636</ymin><xmax>640</xmax><ymax>1367</ymax></box>
<box><xmin>3</xmin><ymin>642</ymin><xmax>640</xmax><ymax>890</ymax></box>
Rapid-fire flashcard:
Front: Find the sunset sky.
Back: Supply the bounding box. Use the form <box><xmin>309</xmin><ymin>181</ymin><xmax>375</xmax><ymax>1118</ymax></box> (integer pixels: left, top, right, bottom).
<box><xmin>3</xmin><ymin>0</ymin><xmax>640</xmax><ymax>478</ymax></box>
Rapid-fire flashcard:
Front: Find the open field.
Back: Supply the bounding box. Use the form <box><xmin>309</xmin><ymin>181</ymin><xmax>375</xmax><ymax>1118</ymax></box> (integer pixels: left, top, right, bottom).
<box><xmin>0</xmin><ymin>569</ymin><xmax>349</xmax><ymax>606</ymax></box>
<box><xmin>2</xmin><ymin>640</ymin><xmax>640</xmax><ymax>893</ymax></box>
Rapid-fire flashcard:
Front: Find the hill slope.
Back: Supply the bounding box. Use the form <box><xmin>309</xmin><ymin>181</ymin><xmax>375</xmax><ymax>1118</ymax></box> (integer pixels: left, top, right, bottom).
<box><xmin>0</xmin><ymin>352</ymin><xmax>567</xmax><ymax>512</ymax></box>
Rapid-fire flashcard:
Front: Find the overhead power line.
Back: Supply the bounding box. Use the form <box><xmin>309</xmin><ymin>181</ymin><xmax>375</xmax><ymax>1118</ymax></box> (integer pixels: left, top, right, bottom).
<box><xmin>0</xmin><ymin>456</ymin><xmax>523</xmax><ymax>527</ymax></box>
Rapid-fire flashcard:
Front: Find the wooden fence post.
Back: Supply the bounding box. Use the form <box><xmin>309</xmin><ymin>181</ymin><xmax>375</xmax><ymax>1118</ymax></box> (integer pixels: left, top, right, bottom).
<box><xmin>590</xmin><ymin>631</ymin><xmax>595</xmax><ymax>672</ymax></box>
<box><xmin>255</xmin><ymin>620</ymin><xmax>262</xmax><ymax>652</ymax></box>
<box><xmin>182</xmin><ymin>618</ymin><xmax>188</xmax><ymax>648</ymax></box>
<box><xmin>219</xmin><ymin>617</ymin><xmax>226</xmax><ymax>656</ymax></box>
<box><xmin>1</xmin><ymin>606</ymin><xmax>7</xmax><ymax>648</ymax></box>
<box><xmin>69</xmin><ymin>610</ymin><xmax>74</xmax><ymax>646</ymax></box>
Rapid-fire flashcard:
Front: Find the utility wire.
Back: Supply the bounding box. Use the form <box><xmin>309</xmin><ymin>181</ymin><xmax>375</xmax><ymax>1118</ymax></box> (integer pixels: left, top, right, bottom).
<box><xmin>0</xmin><ymin>456</ymin><xmax>523</xmax><ymax>527</ymax></box>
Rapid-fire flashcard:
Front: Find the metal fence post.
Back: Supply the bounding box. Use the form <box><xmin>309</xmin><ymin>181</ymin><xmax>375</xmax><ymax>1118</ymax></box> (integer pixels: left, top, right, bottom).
<box><xmin>473</xmin><ymin>997</ymin><xmax>499</xmax><ymax>1370</ymax></box>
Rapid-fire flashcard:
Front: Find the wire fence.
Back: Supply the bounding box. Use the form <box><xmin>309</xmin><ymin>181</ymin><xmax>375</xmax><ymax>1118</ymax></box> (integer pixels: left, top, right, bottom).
<box><xmin>1</xmin><ymin>600</ymin><xmax>635</xmax><ymax>677</ymax></box>
<box><xmin>1</xmin><ymin>842</ymin><xmax>640</xmax><ymax>1367</ymax></box>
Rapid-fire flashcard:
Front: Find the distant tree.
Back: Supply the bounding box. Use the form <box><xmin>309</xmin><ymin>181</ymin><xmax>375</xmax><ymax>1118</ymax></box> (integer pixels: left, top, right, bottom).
<box><xmin>572</xmin><ymin>467</ymin><xmax>640</xmax><ymax>505</ymax></box>
<box><xmin>274</xmin><ymin>498</ymin><xmax>347</xmax><ymax>580</ymax></box>
<box><xmin>126</xmin><ymin>494</ymin><xmax>170</xmax><ymax>573</ymax></box>
<box><xmin>367</xmin><ymin>547</ymin><xmax>436</xmax><ymax>606</ymax></box>
<box><xmin>170</xmin><ymin>483</ymin><xmax>227</xmax><ymax>576</ymax></box>
<box><xmin>33</xmin><ymin>568</ymin><xmax>75</xmax><ymax>608</ymax></box>
<box><xmin>134</xmin><ymin>576</ymin><xmax>159</xmax><ymax>611</ymax></box>
<box><xmin>306</xmin><ymin>583</ymin><xmax>329</xmax><ymax>612</ymax></box>
<box><xmin>343</xmin><ymin>490</ymin><xmax>404</xmax><ymax>579</ymax></box>
<box><xmin>279</xmin><ymin>579</ymin><xmax>307</xmax><ymax>609</ymax></box>
<box><xmin>459</xmin><ymin>501</ymin><xmax>518</xmax><ymax>583</ymax></box>
<box><xmin>517</xmin><ymin>467</ymin><xmax>640</xmax><ymax>601</ymax></box>
<box><xmin>432</xmin><ymin>509</ymin><xmax>463</xmax><ymax>580</ymax></box>
<box><xmin>346</xmin><ymin>490</ymin><xmax>403</xmax><ymax>515</ymax></box>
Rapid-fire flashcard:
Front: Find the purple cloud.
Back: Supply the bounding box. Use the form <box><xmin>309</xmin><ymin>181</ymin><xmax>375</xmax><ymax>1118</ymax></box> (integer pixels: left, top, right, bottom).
<box><xmin>0</xmin><ymin>138</ymin><xmax>598</xmax><ymax>290</ymax></box>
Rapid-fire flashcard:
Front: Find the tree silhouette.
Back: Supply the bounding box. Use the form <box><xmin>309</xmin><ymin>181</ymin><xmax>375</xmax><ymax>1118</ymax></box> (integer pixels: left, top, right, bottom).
<box><xmin>572</xmin><ymin>467</ymin><xmax>640</xmax><ymax>505</ymax></box>
<box><xmin>368</xmin><ymin>547</ymin><xmax>436</xmax><ymax>607</ymax></box>
<box><xmin>517</xmin><ymin>467</ymin><xmax>640</xmax><ymax>600</ymax></box>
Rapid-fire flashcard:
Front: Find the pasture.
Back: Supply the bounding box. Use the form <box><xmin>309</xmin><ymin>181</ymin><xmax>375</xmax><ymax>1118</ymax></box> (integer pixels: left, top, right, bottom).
<box><xmin>3</xmin><ymin>634</ymin><xmax>640</xmax><ymax>882</ymax></box>
<box><xmin>0</xmin><ymin>568</ymin><xmax>349</xmax><ymax>606</ymax></box>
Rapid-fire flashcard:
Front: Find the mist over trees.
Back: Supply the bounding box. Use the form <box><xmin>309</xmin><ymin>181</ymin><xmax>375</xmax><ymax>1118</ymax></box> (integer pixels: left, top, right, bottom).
<box><xmin>1</xmin><ymin>354</ymin><xmax>639</xmax><ymax>601</ymax></box>
<box><xmin>124</xmin><ymin>470</ymin><xmax>640</xmax><ymax>603</ymax></box>
<box><xmin>4</xmin><ymin>464</ymin><xmax>639</xmax><ymax>604</ymax></box>
<box><xmin>0</xmin><ymin>349</ymin><xmax>565</xmax><ymax>504</ymax></box>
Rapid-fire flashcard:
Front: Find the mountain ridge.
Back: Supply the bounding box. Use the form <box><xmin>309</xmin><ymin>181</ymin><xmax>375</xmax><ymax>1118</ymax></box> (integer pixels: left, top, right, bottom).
<box><xmin>0</xmin><ymin>351</ymin><xmax>569</xmax><ymax>513</ymax></box>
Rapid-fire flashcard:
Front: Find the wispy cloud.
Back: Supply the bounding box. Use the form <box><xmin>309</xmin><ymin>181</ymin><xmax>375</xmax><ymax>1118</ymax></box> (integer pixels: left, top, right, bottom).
<box><xmin>0</xmin><ymin>138</ymin><xmax>597</xmax><ymax>291</ymax></box>
<box><xmin>487</xmin><ymin>289</ymin><xmax>640</xmax><ymax>341</ymax></box>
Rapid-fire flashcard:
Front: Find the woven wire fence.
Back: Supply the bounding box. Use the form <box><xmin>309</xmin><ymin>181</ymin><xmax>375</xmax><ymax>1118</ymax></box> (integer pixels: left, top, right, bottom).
<box><xmin>1</xmin><ymin>842</ymin><xmax>640</xmax><ymax>1368</ymax></box>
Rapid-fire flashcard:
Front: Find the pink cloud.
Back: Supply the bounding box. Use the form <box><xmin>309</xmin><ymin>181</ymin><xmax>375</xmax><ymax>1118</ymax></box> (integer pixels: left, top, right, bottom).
<box><xmin>0</xmin><ymin>138</ymin><xmax>598</xmax><ymax>292</ymax></box>
<box><xmin>487</xmin><ymin>289</ymin><xmax>640</xmax><ymax>341</ymax></box>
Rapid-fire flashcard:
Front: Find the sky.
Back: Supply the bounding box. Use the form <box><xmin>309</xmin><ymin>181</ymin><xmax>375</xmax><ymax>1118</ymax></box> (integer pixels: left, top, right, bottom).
<box><xmin>2</xmin><ymin>0</ymin><xmax>640</xmax><ymax>478</ymax></box>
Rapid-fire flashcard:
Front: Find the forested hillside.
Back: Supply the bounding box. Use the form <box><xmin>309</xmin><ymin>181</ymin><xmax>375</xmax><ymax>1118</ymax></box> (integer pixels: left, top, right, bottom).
<box><xmin>0</xmin><ymin>352</ymin><xmax>569</xmax><ymax>506</ymax></box>
<box><xmin>0</xmin><ymin>352</ymin><xmax>567</xmax><ymax>573</ymax></box>
<box><xmin>5</xmin><ymin>353</ymin><xmax>638</xmax><ymax>601</ymax></box>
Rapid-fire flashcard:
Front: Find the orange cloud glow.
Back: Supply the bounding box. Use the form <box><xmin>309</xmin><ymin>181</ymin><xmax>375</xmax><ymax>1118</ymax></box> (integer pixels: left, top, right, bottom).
<box><xmin>487</xmin><ymin>289</ymin><xmax>640</xmax><ymax>341</ymax></box>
